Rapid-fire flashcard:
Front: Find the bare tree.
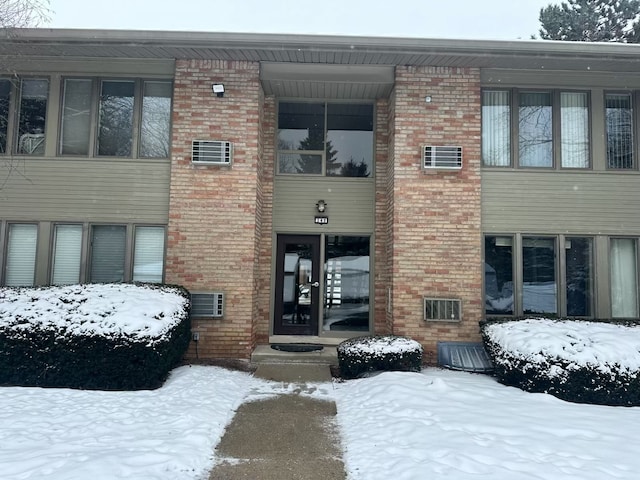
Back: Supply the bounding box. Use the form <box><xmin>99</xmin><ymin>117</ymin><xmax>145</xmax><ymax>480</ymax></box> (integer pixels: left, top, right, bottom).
<box><xmin>0</xmin><ymin>0</ymin><xmax>50</xmax><ymax>29</ymax></box>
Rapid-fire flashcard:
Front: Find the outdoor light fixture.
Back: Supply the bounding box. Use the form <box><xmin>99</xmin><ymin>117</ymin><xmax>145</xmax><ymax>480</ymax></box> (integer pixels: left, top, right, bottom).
<box><xmin>212</xmin><ymin>83</ymin><xmax>225</xmax><ymax>97</ymax></box>
<box><xmin>316</xmin><ymin>200</ymin><xmax>327</xmax><ymax>213</ymax></box>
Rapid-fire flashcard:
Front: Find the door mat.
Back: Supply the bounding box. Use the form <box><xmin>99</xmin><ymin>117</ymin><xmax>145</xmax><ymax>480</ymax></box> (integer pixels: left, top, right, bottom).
<box><xmin>270</xmin><ymin>344</ymin><xmax>324</xmax><ymax>353</ymax></box>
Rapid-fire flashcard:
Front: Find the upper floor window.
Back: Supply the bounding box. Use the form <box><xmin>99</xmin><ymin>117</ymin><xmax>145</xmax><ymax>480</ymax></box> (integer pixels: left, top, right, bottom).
<box><xmin>277</xmin><ymin>102</ymin><xmax>373</xmax><ymax>177</ymax></box>
<box><xmin>482</xmin><ymin>89</ymin><xmax>590</xmax><ymax>169</ymax></box>
<box><xmin>60</xmin><ymin>78</ymin><xmax>172</xmax><ymax>158</ymax></box>
<box><xmin>0</xmin><ymin>78</ymin><xmax>49</xmax><ymax>156</ymax></box>
<box><xmin>605</xmin><ymin>93</ymin><xmax>634</xmax><ymax>169</ymax></box>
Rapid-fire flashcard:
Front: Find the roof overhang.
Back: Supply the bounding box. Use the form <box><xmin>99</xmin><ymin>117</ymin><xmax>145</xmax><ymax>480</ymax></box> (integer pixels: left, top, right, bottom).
<box><xmin>3</xmin><ymin>28</ymin><xmax>640</xmax><ymax>98</ymax></box>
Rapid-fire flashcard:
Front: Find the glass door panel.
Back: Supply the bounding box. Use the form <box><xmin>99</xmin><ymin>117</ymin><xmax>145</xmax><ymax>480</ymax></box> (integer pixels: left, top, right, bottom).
<box><xmin>323</xmin><ymin>236</ymin><xmax>370</xmax><ymax>332</ymax></box>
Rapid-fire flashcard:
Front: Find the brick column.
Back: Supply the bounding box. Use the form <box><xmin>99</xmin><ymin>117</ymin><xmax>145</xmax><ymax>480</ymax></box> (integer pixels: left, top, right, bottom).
<box><xmin>166</xmin><ymin>60</ymin><xmax>262</xmax><ymax>359</ymax></box>
<box><xmin>390</xmin><ymin>66</ymin><xmax>483</xmax><ymax>363</ymax></box>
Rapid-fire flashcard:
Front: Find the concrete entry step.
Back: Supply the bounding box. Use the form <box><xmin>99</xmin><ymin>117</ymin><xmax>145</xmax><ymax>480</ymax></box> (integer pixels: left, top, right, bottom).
<box><xmin>253</xmin><ymin>364</ymin><xmax>333</xmax><ymax>383</ymax></box>
<box><xmin>251</xmin><ymin>344</ymin><xmax>338</xmax><ymax>366</ymax></box>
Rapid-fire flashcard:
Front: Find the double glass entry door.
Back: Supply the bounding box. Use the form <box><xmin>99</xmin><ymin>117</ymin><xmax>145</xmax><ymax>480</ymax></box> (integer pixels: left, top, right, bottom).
<box><xmin>273</xmin><ymin>234</ymin><xmax>370</xmax><ymax>336</ymax></box>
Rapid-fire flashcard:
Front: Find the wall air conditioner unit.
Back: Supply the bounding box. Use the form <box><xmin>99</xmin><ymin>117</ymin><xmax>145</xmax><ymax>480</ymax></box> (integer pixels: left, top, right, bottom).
<box><xmin>192</xmin><ymin>140</ymin><xmax>233</xmax><ymax>165</ymax></box>
<box><xmin>422</xmin><ymin>145</ymin><xmax>462</xmax><ymax>170</ymax></box>
<box><xmin>424</xmin><ymin>297</ymin><xmax>462</xmax><ymax>322</ymax></box>
<box><xmin>190</xmin><ymin>292</ymin><xmax>224</xmax><ymax>318</ymax></box>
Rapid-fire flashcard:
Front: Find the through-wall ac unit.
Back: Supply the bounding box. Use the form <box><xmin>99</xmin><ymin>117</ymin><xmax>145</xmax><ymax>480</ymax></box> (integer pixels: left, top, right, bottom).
<box><xmin>422</xmin><ymin>145</ymin><xmax>462</xmax><ymax>170</ymax></box>
<box><xmin>192</xmin><ymin>140</ymin><xmax>233</xmax><ymax>165</ymax></box>
<box><xmin>191</xmin><ymin>292</ymin><xmax>224</xmax><ymax>318</ymax></box>
<box><xmin>424</xmin><ymin>297</ymin><xmax>462</xmax><ymax>322</ymax></box>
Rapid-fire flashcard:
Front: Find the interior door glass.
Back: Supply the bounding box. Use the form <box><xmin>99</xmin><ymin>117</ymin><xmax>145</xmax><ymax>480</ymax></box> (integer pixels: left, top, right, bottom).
<box><xmin>282</xmin><ymin>243</ymin><xmax>313</xmax><ymax>326</ymax></box>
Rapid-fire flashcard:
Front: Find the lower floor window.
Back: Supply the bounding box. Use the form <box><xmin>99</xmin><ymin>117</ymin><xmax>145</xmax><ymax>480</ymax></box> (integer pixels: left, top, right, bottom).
<box><xmin>610</xmin><ymin>238</ymin><xmax>638</xmax><ymax>318</ymax></box>
<box><xmin>5</xmin><ymin>224</ymin><xmax>37</xmax><ymax>286</ymax></box>
<box><xmin>485</xmin><ymin>234</ymin><xmax>594</xmax><ymax>317</ymax></box>
<box><xmin>51</xmin><ymin>224</ymin><xmax>83</xmax><ymax>285</ymax></box>
<box><xmin>90</xmin><ymin>225</ymin><xmax>126</xmax><ymax>283</ymax></box>
<box><xmin>133</xmin><ymin>226</ymin><xmax>165</xmax><ymax>283</ymax></box>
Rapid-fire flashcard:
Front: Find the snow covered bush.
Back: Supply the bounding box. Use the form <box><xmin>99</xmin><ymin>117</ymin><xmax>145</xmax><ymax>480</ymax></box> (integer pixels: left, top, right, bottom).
<box><xmin>481</xmin><ymin>318</ymin><xmax>640</xmax><ymax>406</ymax></box>
<box><xmin>0</xmin><ymin>283</ymin><xmax>191</xmax><ymax>390</ymax></box>
<box><xmin>337</xmin><ymin>335</ymin><xmax>423</xmax><ymax>379</ymax></box>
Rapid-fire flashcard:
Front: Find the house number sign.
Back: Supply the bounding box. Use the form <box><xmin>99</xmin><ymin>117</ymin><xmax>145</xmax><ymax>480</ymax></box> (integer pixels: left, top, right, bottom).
<box><xmin>314</xmin><ymin>216</ymin><xmax>329</xmax><ymax>225</ymax></box>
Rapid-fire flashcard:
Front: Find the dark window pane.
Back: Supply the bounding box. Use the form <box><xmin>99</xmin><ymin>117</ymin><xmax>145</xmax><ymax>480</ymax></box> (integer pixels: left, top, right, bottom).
<box><xmin>17</xmin><ymin>78</ymin><xmax>48</xmax><ymax>155</ymax></box>
<box><xmin>606</xmin><ymin>93</ymin><xmax>633</xmax><ymax>169</ymax></box>
<box><xmin>522</xmin><ymin>237</ymin><xmax>557</xmax><ymax>314</ymax></box>
<box><xmin>323</xmin><ymin>236</ymin><xmax>370</xmax><ymax>332</ymax></box>
<box><xmin>484</xmin><ymin>236</ymin><xmax>514</xmax><ymax>315</ymax></box>
<box><xmin>278</xmin><ymin>102</ymin><xmax>325</xmax><ymax>151</ymax></box>
<box><xmin>519</xmin><ymin>92</ymin><xmax>553</xmax><ymax>167</ymax></box>
<box><xmin>98</xmin><ymin>80</ymin><xmax>134</xmax><ymax>156</ymax></box>
<box><xmin>326</xmin><ymin>104</ymin><xmax>373</xmax><ymax>177</ymax></box>
<box><xmin>0</xmin><ymin>79</ymin><xmax>10</xmax><ymax>154</ymax></box>
<box><xmin>140</xmin><ymin>81</ymin><xmax>171</xmax><ymax>158</ymax></box>
<box><xmin>565</xmin><ymin>237</ymin><xmax>593</xmax><ymax>317</ymax></box>
<box><xmin>60</xmin><ymin>79</ymin><xmax>92</xmax><ymax>155</ymax></box>
<box><xmin>90</xmin><ymin>225</ymin><xmax>126</xmax><ymax>283</ymax></box>
<box><xmin>277</xmin><ymin>153</ymin><xmax>322</xmax><ymax>174</ymax></box>
<box><xmin>482</xmin><ymin>91</ymin><xmax>511</xmax><ymax>166</ymax></box>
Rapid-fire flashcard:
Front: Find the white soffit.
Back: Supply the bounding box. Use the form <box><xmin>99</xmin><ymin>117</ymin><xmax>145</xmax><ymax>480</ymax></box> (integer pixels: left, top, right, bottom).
<box><xmin>260</xmin><ymin>63</ymin><xmax>395</xmax><ymax>99</ymax></box>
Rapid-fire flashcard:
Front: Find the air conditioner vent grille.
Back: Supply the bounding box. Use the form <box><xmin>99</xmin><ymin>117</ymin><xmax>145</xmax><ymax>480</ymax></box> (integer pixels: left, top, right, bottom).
<box><xmin>191</xmin><ymin>292</ymin><xmax>224</xmax><ymax>318</ymax></box>
<box><xmin>424</xmin><ymin>297</ymin><xmax>462</xmax><ymax>322</ymax></box>
<box><xmin>423</xmin><ymin>145</ymin><xmax>462</xmax><ymax>170</ymax></box>
<box><xmin>192</xmin><ymin>140</ymin><xmax>232</xmax><ymax>165</ymax></box>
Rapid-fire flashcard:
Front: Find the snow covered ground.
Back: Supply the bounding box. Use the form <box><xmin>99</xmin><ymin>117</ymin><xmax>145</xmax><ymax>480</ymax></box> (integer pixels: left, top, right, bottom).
<box><xmin>2</xmin><ymin>365</ymin><xmax>640</xmax><ymax>480</ymax></box>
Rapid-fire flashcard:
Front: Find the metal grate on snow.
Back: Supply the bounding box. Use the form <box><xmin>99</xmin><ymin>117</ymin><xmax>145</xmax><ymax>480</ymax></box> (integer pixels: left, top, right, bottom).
<box><xmin>437</xmin><ymin>342</ymin><xmax>493</xmax><ymax>373</ymax></box>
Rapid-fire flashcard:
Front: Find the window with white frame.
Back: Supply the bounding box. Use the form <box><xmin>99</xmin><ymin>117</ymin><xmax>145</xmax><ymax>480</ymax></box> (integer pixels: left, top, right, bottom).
<box><xmin>482</xmin><ymin>89</ymin><xmax>590</xmax><ymax>169</ymax></box>
<box><xmin>5</xmin><ymin>224</ymin><xmax>37</xmax><ymax>286</ymax></box>
<box><xmin>51</xmin><ymin>224</ymin><xmax>83</xmax><ymax>285</ymax></box>
<box><xmin>59</xmin><ymin>78</ymin><xmax>172</xmax><ymax>158</ymax></box>
<box><xmin>133</xmin><ymin>226</ymin><xmax>165</xmax><ymax>283</ymax></box>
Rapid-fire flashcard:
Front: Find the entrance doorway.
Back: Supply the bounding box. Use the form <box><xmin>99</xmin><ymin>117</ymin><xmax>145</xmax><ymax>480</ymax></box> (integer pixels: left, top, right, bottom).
<box><xmin>273</xmin><ymin>235</ymin><xmax>320</xmax><ymax>335</ymax></box>
<box><xmin>273</xmin><ymin>234</ymin><xmax>371</xmax><ymax>336</ymax></box>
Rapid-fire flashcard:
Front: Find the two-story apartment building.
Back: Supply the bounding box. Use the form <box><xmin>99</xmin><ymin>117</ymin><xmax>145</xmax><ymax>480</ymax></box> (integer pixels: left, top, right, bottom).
<box><xmin>1</xmin><ymin>29</ymin><xmax>639</xmax><ymax>361</ymax></box>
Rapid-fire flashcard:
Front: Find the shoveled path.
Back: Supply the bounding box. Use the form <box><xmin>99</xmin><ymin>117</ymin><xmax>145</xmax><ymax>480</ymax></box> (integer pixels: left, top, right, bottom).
<box><xmin>208</xmin><ymin>364</ymin><xmax>346</xmax><ymax>480</ymax></box>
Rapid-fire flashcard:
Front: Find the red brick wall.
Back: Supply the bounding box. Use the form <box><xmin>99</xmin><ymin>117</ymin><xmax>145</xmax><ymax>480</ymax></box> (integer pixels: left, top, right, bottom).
<box><xmin>389</xmin><ymin>66</ymin><xmax>483</xmax><ymax>363</ymax></box>
<box><xmin>166</xmin><ymin>60</ymin><xmax>262</xmax><ymax>359</ymax></box>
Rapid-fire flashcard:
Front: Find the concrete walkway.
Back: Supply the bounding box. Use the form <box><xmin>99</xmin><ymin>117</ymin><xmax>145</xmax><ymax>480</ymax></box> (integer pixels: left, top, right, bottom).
<box><xmin>208</xmin><ymin>364</ymin><xmax>346</xmax><ymax>480</ymax></box>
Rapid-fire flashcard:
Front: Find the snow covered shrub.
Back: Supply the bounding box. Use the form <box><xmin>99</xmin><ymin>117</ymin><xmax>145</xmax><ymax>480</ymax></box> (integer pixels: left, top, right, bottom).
<box><xmin>0</xmin><ymin>283</ymin><xmax>191</xmax><ymax>390</ymax></box>
<box><xmin>337</xmin><ymin>335</ymin><xmax>423</xmax><ymax>379</ymax></box>
<box><xmin>481</xmin><ymin>318</ymin><xmax>640</xmax><ymax>406</ymax></box>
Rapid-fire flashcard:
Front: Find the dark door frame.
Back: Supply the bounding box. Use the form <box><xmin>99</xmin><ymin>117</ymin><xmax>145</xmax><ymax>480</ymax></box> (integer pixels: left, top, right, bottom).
<box><xmin>273</xmin><ymin>234</ymin><xmax>321</xmax><ymax>336</ymax></box>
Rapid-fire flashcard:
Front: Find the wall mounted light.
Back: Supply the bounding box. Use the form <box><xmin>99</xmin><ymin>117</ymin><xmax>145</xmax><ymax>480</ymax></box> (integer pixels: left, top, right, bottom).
<box><xmin>425</xmin><ymin>95</ymin><xmax>432</xmax><ymax>103</ymax></box>
<box><xmin>212</xmin><ymin>83</ymin><xmax>225</xmax><ymax>97</ymax></box>
<box><xmin>316</xmin><ymin>200</ymin><xmax>327</xmax><ymax>213</ymax></box>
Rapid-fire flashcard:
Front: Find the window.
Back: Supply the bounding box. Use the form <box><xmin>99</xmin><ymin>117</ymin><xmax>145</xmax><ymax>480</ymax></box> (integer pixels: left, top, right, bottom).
<box><xmin>606</xmin><ymin>93</ymin><xmax>634</xmax><ymax>169</ymax></box>
<box><xmin>51</xmin><ymin>224</ymin><xmax>83</xmax><ymax>285</ymax></box>
<box><xmin>140</xmin><ymin>81</ymin><xmax>172</xmax><ymax>158</ymax></box>
<box><xmin>610</xmin><ymin>238</ymin><xmax>638</xmax><ymax>317</ymax></box>
<box><xmin>484</xmin><ymin>236</ymin><xmax>514</xmax><ymax>315</ymax></box>
<box><xmin>59</xmin><ymin>78</ymin><xmax>172</xmax><ymax>158</ymax></box>
<box><xmin>60</xmin><ymin>79</ymin><xmax>92</xmax><ymax>155</ymax></box>
<box><xmin>17</xmin><ymin>78</ymin><xmax>48</xmax><ymax>155</ymax></box>
<box><xmin>323</xmin><ymin>235</ymin><xmax>370</xmax><ymax>331</ymax></box>
<box><xmin>482</xmin><ymin>89</ymin><xmax>590</xmax><ymax>169</ymax></box>
<box><xmin>133</xmin><ymin>226</ymin><xmax>165</xmax><ymax>283</ymax></box>
<box><xmin>522</xmin><ymin>237</ymin><xmax>557</xmax><ymax>314</ymax></box>
<box><xmin>565</xmin><ymin>237</ymin><xmax>593</xmax><ymax>316</ymax></box>
<box><xmin>277</xmin><ymin>102</ymin><xmax>373</xmax><ymax>177</ymax></box>
<box><xmin>90</xmin><ymin>225</ymin><xmax>126</xmax><ymax>283</ymax></box>
<box><xmin>5</xmin><ymin>224</ymin><xmax>37</xmax><ymax>286</ymax></box>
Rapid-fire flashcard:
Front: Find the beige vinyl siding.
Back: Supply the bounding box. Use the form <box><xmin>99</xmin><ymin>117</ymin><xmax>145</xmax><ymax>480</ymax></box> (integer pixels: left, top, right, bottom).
<box><xmin>274</xmin><ymin>177</ymin><xmax>374</xmax><ymax>233</ymax></box>
<box><xmin>0</xmin><ymin>159</ymin><xmax>170</xmax><ymax>223</ymax></box>
<box><xmin>482</xmin><ymin>171</ymin><xmax>640</xmax><ymax>235</ymax></box>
